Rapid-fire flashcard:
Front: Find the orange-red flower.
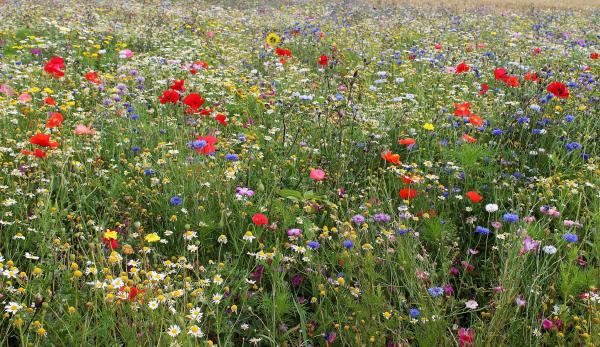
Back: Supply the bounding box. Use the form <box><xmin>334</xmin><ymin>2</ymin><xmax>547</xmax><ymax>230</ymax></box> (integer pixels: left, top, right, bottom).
<box><xmin>84</xmin><ymin>71</ymin><xmax>101</xmax><ymax>84</ymax></box>
<box><xmin>462</xmin><ymin>134</ymin><xmax>477</xmax><ymax>143</ymax></box>
<box><xmin>30</xmin><ymin>133</ymin><xmax>59</xmax><ymax>148</ymax></box>
<box><xmin>398</xmin><ymin>138</ymin><xmax>416</xmax><ymax>146</ymax></box>
<box><xmin>454</xmin><ymin>102</ymin><xmax>472</xmax><ymax>117</ymax></box>
<box><xmin>44</xmin><ymin>57</ymin><xmax>65</xmax><ymax>78</ymax></box>
<box><xmin>381</xmin><ymin>151</ymin><xmax>400</xmax><ymax>165</ymax></box>
<box><xmin>465</xmin><ymin>191</ymin><xmax>483</xmax><ymax>203</ymax></box>
<box><xmin>46</xmin><ymin>112</ymin><xmax>64</xmax><ymax>128</ymax></box>
<box><xmin>399</xmin><ymin>188</ymin><xmax>418</xmax><ymax>200</ymax></box>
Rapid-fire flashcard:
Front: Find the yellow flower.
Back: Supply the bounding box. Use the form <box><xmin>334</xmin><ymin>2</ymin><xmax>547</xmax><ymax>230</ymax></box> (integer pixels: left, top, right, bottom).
<box><xmin>144</xmin><ymin>233</ymin><xmax>161</xmax><ymax>243</ymax></box>
<box><xmin>265</xmin><ymin>33</ymin><xmax>280</xmax><ymax>46</ymax></box>
<box><xmin>423</xmin><ymin>123</ymin><xmax>435</xmax><ymax>131</ymax></box>
<box><xmin>104</xmin><ymin>229</ymin><xmax>117</xmax><ymax>240</ymax></box>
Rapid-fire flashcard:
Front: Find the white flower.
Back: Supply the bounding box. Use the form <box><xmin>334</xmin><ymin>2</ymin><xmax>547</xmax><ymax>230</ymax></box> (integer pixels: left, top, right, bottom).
<box><xmin>148</xmin><ymin>300</ymin><xmax>159</xmax><ymax>310</ymax></box>
<box><xmin>167</xmin><ymin>325</ymin><xmax>181</xmax><ymax>337</ymax></box>
<box><xmin>5</xmin><ymin>302</ymin><xmax>22</xmax><ymax>314</ymax></box>
<box><xmin>485</xmin><ymin>203</ymin><xmax>499</xmax><ymax>213</ymax></box>
<box><xmin>543</xmin><ymin>245</ymin><xmax>557</xmax><ymax>254</ymax></box>
<box><xmin>188</xmin><ymin>325</ymin><xmax>204</xmax><ymax>337</ymax></box>
<box><xmin>189</xmin><ymin>307</ymin><xmax>203</xmax><ymax>322</ymax></box>
<box><xmin>465</xmin><ymin>300</ymin><xmax>479</xmax><ymax>309</ymax></box>
<box><xmin>212</xmin><ymin>293</ymin><xmax>223</xmax><ymax>304</ymax></box>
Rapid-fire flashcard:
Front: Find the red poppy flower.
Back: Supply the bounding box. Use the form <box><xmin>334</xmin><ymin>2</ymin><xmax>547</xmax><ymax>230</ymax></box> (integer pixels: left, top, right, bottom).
<box><xmin>44</xmin><ymin>57</ymin><xmax>65</xmax><ymax>78</ymax></box>
<box><xmin>504</xmin><ymin>75</ymin><xmax>520</xmax><ymax>87</ymax></box>
<box><xmin>465</xmin><ymin>191</ymin><xmax>483</xmax><ymax>203</ymax></box>
<box><xmin>454</xmin><ymin>102</ymin><xmax>472</xmax><ymax>117</ymax></box>
<box><xmin>159</xmin><ymin>89</ymin><xmax>180</xmax><ymax>104</ymax></box>
<box><xmin>494</xmin><ymin>67</ymin><xmax>507</xmax><ymax>81</ymax></box>
<box><xmin>194</xmin><ymin>61</ymin><xmax>208</xmax><ymax>69</ymax></box>
<box><xmin>591</xmin><ymin>52</ymin><xmax>598</xmax><ymax>59</ymax></box>
<box><xmin>401</xmin><ymin>176</ymin><xmax>414</xmax><ymax>184</ymax></box>
<box><xmin>44</xmin><ymin>97</ymin><xmax>56</xmax><ymax>105</ymax></box>
<box><xmin>532</xmin><ymin>47</ymin><xmax>542</xmax><ymax>55</ymax></box>
<box><xmin>252</xmin><ymin>213</ymin><xmax>269</xmax><ymax>226</ymax></box>
<box><xmin>434</xmin><ymin>43</ymin><xmax>442</xmax><ymax>50</ymax></box>
<box><xmin>462</xmin><ymin>134</ymin><xmax>477</xmax><ymax>143</ymax></box>
<box><xmin>468</xmin><ymin>115</ymin><xmax>483</xmax><ymax>126</ymax></box>
<box><xmin>318</xmin><ymin>55</ymin><xmax>328</xmax><ymax>66</ymax></box>
<box><xmin>46</xmin><ymin>112</ymin><xmax>64</xmax><ymax>128</ymax></box>
<box><xmin>276</xmin><ymin>48</ymin><xmax>292</xmax><ymax>57</ymax></box>
<box><xmin>195</xmin><ymin>135</ymin><xmax>218</xmax><ymax>155</ymax></box>
<box><xmin>399</xmin><ymin>188</ymin><xmax>418</xmax><ymax>200</ymax></box>
<box><xmin>33</xmin><ymin>148</ymin><xmax>47</xmax><ymax>158</ymax></box>
<box><xmin>215</xmin><ymin>114</ymin><xmax>227</xmax><ymax>126</ymax></box>
<box><xmin>84</xmin><ymin>71</ymin><xmax>101</xmax><ymax>84</ymax></box>
<box><xmin>547</xmin><ymin>82</ymin><xmax>569</xmax><ymax>99</ymax></box>
<box><xmin>170</xmin><ymin>79</ymin><xmax>185</xmax><ymax>91</ymax></box>
<box><xmin>398</xmin><ymin>138</ymin><xmax>416</xmax><ymax>146</ymax></box>
<box><xmin>102</xmin><ymin>238</ymin><xmax>119</xmax><ymax>249</ymax></box>
<box><xmin>381</xmin><ymin>151</ymin><xmax>400</xmax><ymax>165</ymax></box>
<box><xmin>200</xmin><ymin>108</ymin><xmax>212</xmax><ymax>116</ymax></box>
<box><xmin>183</xmin><ymin>93</ymin><xmax>205</xmax><ymax>113</ymax></box>
<box><xmin>30</xmin><ymin>133</ymin><xmax>59</xmax><ymax>148</ymax></box>
<box><xmin>456</xmin><ymin>62</ymin><xmax>470</xmax><ymax>74</ymax></box>
<box><xmin>479</xmin><ymin>83</ymin><xmax>488</xmax><ymax>95</ymax></box>
<box><xmin>524</xmin><ymin>72</ymin><xmax>538</xmax><ymax>82</ymax></box>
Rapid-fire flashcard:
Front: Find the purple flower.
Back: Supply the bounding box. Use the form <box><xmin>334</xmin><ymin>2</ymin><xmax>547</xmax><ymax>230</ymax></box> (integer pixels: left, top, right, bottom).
<box><xmin>563</xmin><ymin>233</ymin><xmax>578</xmax><ymax>243</ymax></box>
<box><xmin>373</xmin><ymin>213</ymin><xmax>391</xmax><ymax>223</ymax></box>
<box><xmin>519</xmin><ymin>236</ymin><xmax>540</xmax><ymax>255</ymax></box>
<box><xmin>352</xmin><ymin>214</ymin><xmax>365</xmax><ymax>225</ymax></box>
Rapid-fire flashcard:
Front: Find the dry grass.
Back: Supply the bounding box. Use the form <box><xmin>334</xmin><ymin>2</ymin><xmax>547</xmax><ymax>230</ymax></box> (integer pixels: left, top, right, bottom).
<box><xmin>370</xmin><ymin>0</ymin><xmax>600</xmax><ymax>10</ymax></box>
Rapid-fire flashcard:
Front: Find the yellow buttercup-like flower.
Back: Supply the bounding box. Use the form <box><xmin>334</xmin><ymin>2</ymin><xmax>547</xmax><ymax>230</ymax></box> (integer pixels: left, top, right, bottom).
<box><xmin>265</xmin><ymin>33</ymin><xmax>280</xmax><ymax>46</ymax></box>
<box><xmin>144</xmin><ymin>233</ymin><xmax>161</xmax><ymax>243</ymax></box>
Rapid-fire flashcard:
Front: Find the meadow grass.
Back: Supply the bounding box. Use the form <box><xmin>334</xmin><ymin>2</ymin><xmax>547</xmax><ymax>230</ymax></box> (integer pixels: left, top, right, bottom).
<box><xmin>0</xmin><ymin>0</ymin><xmax>598</xmax><ymax>346</ymax></box>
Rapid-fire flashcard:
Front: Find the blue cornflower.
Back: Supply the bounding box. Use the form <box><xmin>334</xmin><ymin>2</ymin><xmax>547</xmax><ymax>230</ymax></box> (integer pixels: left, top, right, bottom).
<box><xmin>342</xmin><ymin>240</ymin><xmax>353</xmax><ymax>249</ymax></box>
<box><xmin>428</xmin><ymin>287</ymin><xmax>444</xmax><ymax>297</ymax></box>
<box><xmin>564</xmin><ymin>115</ymin><xmax>575</xmax><ymax>122</ymax></box>
<box><xmin>475</xmin><ymin>226</ymin><xmax>490</xmax><ymax>235</ymax></box>
<box><xmin>190</xmin><ymin>140</ymin><xmax>207</xmax><ymax>150</ymax></box>
<box><xmin>170</xmin><ymin>196</ymin><xmax>182</xmax><ymax>205</ymax></box>
<box><xmin>503</xmin><ymin>213</ymin><xmax>519</xmax><ymax>223</ymax></box>
<box><xmin>225</xmin><ymin>153</ymin><xmax>239</xmax><ymax>161</ymax></box>
<box><xmin>491</xmin><ymin>128</ymin><xmax>503</xmax><ymax>135</ymax></box>
<box><xmin>307</xmin><ymin>241</ymin><xmax>320</xmax><ymax>250</ymax></box>
<box><xmin>565</xmin><ymin>142</ymin><xmax>582</xmax><ymax>152</ymax></box>
<box><xmin>563</xmin><ymin>233</ymin><xmax>578</xmax><ymax>243</ymax></box>
<box><xmin>409</xmin><ymin>308</ymin><xmax>420</xmax><ymax>318</ymax></box>
<box><xmin>144</xmin><ymin>169</ymin><xmax>156</xmax><ymax>175</ymax></box>
<box><xmin>132</xmin><ymin>146</ymin><xmax>140</xmax><ymax>152</ymax></box>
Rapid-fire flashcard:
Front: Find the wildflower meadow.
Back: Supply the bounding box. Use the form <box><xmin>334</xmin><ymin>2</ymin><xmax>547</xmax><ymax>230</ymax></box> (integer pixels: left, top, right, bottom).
<box><xmin>0</xmin><ymin>0</ymin><xmax>598</xmax><ymax>346</ymax></box>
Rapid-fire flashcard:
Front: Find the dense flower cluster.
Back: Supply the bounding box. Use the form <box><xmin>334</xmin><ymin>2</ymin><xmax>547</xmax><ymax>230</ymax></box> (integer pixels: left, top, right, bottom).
<box><xmin>0</xmin><ymin>0</ymin><xmax>598</xmax><ymax>346</ymax></box>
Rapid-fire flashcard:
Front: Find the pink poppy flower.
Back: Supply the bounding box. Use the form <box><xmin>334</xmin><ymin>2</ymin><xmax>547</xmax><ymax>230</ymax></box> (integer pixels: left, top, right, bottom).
<box><xmin>309</xmin><ymin>169</ymin><xmax>326</xmax><ymax>181</ymax></box>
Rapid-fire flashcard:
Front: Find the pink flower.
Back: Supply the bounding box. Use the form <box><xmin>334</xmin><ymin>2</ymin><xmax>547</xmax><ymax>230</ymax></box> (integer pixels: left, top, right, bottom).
<box><xmin>515</xmin><ymin>296</ymin><xmax>526</xmax><ymax>307</ymax></box>
<box><xmin>0</xmin><ymin>84</ymin><xmax>14</xmax><ymax>96</ymax></box>
<box><xmin>458</xmin><ymin>328</ymin><xmax>475</xmax><ymax>347</ymax></box>
<box><xmin>445</xmin><ymin>66</ymin><xmax>457</xmax><ymax>74</ymax></box>
<box><xmin>309</xmin><ymin>169</ymin><xmax>326</xmax><ymax>181</ymax></box>
<box><xmin>542</xmin><ymin>319</ymin><xmax>553</xmax><ymax>330</ymax></box>
<box><xmin>74</xmin><ymin>124</ymin><xmax>96</xmax><ymax>135</ymax></box>
<box><xmin>119</xmin><ymin>49</ymin><xmax>133</xmax><ymax>59</ymax></box>
<box><xmin>18</xmin><ymin>93</ymin><xmax>32</xmax><ymax>103</ymax></box>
